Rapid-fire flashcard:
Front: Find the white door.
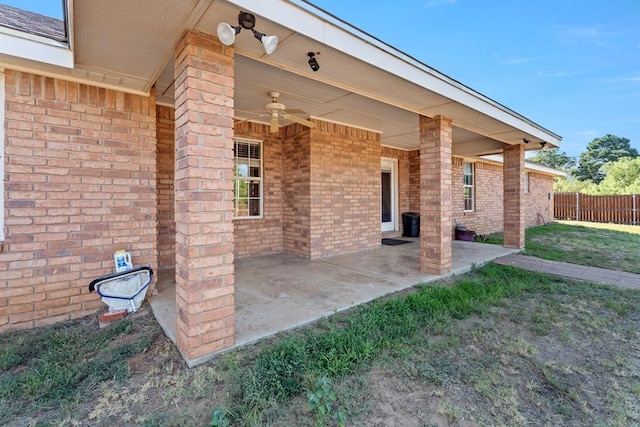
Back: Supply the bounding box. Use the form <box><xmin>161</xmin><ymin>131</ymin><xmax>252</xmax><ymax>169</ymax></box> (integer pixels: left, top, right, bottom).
<box><xmin>381</xmin><ymin>158</ymin><xmax>397</xmax><ymax>232</ymax></box>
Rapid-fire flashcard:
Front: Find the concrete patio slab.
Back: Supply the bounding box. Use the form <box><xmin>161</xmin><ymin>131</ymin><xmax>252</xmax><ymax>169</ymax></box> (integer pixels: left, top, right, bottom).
<box><xmin>149</xmin><ymin>239</ymin><xmax>519</xmax><ymax>361</ymax></box>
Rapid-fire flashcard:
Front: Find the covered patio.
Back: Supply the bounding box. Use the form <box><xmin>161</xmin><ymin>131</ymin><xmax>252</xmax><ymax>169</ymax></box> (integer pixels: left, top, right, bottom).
<box><xmin>150</xmin><ymin>240</ymin><xmax>518</xmax><ymax>366</ymax></box>
<box><xmin>0</xmin><ymin>0</ymin><xmax>561</xmax><ymax>364</ymax></box>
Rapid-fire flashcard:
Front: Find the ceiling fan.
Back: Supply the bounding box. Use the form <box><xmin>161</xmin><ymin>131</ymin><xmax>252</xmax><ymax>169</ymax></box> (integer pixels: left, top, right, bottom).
<box><xmin>237</xmin><ymin>91</ymin><xmax>316</xmax><ymax>133</ymax></box>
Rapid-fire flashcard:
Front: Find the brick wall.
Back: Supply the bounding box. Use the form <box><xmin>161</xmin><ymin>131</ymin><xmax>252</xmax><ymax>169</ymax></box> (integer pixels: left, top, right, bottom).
<box><xmin>1</xmin><ymin>70</ymin><xmax>157</xmax><ymax>332</ymax></box>
<box><xmin>452</xmin><ymin>157</ymin><xmax>504</xmax><ymax>235</ymax></box>
<box><xmin>173</xmin><ymin>30</ymin><xmax>235</xmax><ymax>359</ymax></box>
<box><xmin>282</xmin><ymin>124</ymin><xmax>312</xmax><ymax>257</ymax></box>
<box><xmin>408</xmin><ymin>150</ymin><xmax>421</xmax><ymax>212</ymax></box>
<box><xmin>525</xmin><ymin>172</ymin><xmax>554</xmax><ymax>226</ymax></box>
<box><xmin>503</xmin><ymin>144</ymin><xmax>526</xmax><ymax>248</ymax></box>
<box><xmin>419</xmin><ymin>115</ymin><xmax>452</xmax><ymax>275</ymax></box>
<box><xmin>308</xmin><ymin>122</ymin><xmax>380</xmax><ymax>258</ymax></box>
<box><xmin>234</xmin><ymin>122</ymin><xmax>284</xmax><ymax>257</ymax></box>
<box><xmin>156</xmin><ymin>105</ymin><xmax>174</xmax><ymax>268</ymax></box>
<box><xmin>445</xmin><ymin>157</ymin><xmax>556</xmax><ymax>237</ymax></box>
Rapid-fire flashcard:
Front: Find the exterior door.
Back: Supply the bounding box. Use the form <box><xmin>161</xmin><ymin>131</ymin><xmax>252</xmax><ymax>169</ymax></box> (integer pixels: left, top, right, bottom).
<box><xmin>381</xmin><ymin>158</ymin><xmax>397</xmax><ymax>232</ymax></box>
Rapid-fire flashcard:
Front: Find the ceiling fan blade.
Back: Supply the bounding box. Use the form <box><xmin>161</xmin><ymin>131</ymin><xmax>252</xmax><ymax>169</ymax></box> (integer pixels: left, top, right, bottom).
<box><xmin>236</xmin><ymin>109</ymin><xmax>268</xmax><ymax>113</ymax></box>
<box><xmin>284</xmin><ymin>109</ymin><xmax>307</xmax><ymax>115</ymax></box>
<box><xmin>235</xmin><ymin>112</ymin><xmax>268</xmax><ymax>126</ymax></box>
<box><xmin>283</xmin><ymin>113</ymin><xmax>316</xmax><ymax>129</ymax></box>
<box><xmin>270</xmin><ymin>116</ymin><xmax>279</xmax><ymax>133</ymax></box>
<box><xmin>235</xmin><ymin>117</ymin><xmax>252</xmax><ymax>126</ymax></box>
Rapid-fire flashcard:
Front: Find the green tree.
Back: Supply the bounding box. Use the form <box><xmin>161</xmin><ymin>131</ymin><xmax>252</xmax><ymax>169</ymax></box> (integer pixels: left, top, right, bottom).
<box><xmin>575</xmin><ymin>135</ymin><xmax>638</xmax><ymax>183</ymax></box>
<box><xmin>596</xmin><ymin>157</ymin><xmax>640</xmax><ymax>194</ymax></box>
<box><xmin>553</xmin><ymin>176</ymin><xmax>598</xmax><ymax>194</ymax></box>
<box><xmin>528</xmin><ymin>148</ymin><xmax>576</xmax><ymax>172</ymax></box>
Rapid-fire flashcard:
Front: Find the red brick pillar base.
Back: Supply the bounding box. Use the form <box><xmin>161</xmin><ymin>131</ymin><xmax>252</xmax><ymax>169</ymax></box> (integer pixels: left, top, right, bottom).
<box><xmin>174</xmin><ymin>30</ymin><xmax>235</xmax><ymax>364</ymax></box>
<box><xmin>419</xmin><ymin>115</ymin><xmax>452</xmax><ymax>275</ymax></box>
<box><xmin>503</xmin><ymin>143</ymin><xmax>525</xmax><ymax>249</ymax></box>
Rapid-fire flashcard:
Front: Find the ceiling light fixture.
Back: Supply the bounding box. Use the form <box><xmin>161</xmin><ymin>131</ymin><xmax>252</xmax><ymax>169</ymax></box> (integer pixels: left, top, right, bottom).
<box><xmin>216</xmin><ymin>11</ymin><xmax>278</xmax><ymax>55</ymax></box>
<box><xmin>522</xmin><ymin>138</ymin><xmax>530</xmax><ymax>144</ymax></box>
<box><xmin>540</xmin><ymin>141</ymin><xmax>548</xmax><ymax>151</ymax></box>
<box><xmin>308</xmin><ymin>52</ymin><xmax>320</xmax><ymax>72</ymax></box>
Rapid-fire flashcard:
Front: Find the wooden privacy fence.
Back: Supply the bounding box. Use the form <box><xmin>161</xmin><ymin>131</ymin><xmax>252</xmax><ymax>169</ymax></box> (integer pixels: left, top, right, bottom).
<box><xmin>554</xmin><ymin>193</ymin><xmax>639</xmax><ymax>225</ymax></box>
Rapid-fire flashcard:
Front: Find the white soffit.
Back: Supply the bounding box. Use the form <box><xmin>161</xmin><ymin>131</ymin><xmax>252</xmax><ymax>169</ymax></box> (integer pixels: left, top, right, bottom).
<box><xmin>226</xmin><ymin>0</ymin><xmax>561</xmax><ymax>145</ymax></box>
<box><xmin>73</xmin><ymin>0</ymin><xmax>201</xmax><ymax>93</ymax></box>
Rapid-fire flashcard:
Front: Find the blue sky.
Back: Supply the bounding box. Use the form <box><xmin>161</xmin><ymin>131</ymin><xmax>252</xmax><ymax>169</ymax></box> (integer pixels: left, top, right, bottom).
<box><xmin>4</xmin><ymin>1</ymin><xmax>638</xmax><ymax>158</ymax></box>
<box><xmin>310</xmin><ymin>0</ymin><xmax>640</xmax><ymax>158</ymax></box>
<box><xmin>1</xmin><ymin>0</ymin><xmax>63</xmax><ymax>18</ymax></box>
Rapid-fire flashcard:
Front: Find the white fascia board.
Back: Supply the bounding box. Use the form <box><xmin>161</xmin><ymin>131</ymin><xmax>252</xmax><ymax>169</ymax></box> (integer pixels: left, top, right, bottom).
<box><xmin>524</xmin><ymin>162</ymin><xmax>567</xmax><ymax>177</ymax></box>
<box><xmin>227</xmin><ymin>0</ymin><xmax>561</xmax><ymax>144</ymax></box>
<box><xmin>0</xmin><ymin>27</ymin><xmax>73</xmax><ymax>69</ymax></box>
<box><xmin>481</xmin><ymin>154</ymin><xmax>566</xmax><ymax>177</ymax></box>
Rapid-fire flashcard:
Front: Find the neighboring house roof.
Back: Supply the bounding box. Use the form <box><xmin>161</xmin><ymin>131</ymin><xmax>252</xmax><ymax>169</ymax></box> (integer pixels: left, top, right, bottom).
<box><xmin>0</xmin><ymin>4</ymin><xmax>66</xmax><ymax>42</ymax></box>
<box><xmin>480</xmin><ymin>154</ymin><xmax>566</xmax><ymax>177</ymax></box>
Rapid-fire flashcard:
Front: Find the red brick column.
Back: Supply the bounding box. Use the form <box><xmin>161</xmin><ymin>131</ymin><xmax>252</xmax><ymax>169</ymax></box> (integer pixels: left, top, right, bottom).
<box><xmin>174</xmin><ymin>30</ymin><xmax>235</xmax><ymax>363</ymax></box>
<box><xmin>503</xmin><ymin>143</ymin><xmax>525</xmax><ymax>248</ymax></box>
<box><xmin>419</xmin><ymin>115</ymin><xmax>452</xmax><ymax>275</ymax></box>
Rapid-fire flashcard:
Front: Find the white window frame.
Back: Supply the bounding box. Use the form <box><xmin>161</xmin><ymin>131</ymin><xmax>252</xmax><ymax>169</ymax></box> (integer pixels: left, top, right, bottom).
<box><xmin>524</xmin><ymin>172</ymin><xmax>530</xmax><ymax>193</ymax></box>
<box><xmin>0</xmin><ymin>69</ymin><xmax>5</xmax><ymax>241</ymax></box>
<box><xmin>233</xmin><ymin>138</ymin><xmax>263</xmax><ymax>219</ymax></box>
<box><xmin>463</xmin><ymin>162</ymin><xmax>474</xmax><ymax>212</ymax></box>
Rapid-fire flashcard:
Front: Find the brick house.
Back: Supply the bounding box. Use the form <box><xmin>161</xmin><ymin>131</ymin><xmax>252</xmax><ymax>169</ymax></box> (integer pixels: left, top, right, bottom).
<box><xmin>0</xmin><ymin>1</ymin><xmax>562</xmax><ymax>363</ymax></box>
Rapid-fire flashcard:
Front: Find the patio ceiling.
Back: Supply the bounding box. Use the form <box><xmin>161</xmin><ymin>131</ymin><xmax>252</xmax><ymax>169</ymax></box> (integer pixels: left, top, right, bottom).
<box><xmin>67</xmin><ymin>0</ymin><xmax>561</xmax><ymax>155</ymax></box>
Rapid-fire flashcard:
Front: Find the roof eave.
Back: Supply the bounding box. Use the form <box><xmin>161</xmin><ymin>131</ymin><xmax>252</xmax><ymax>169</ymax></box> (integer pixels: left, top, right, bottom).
<box><xmin>227</xmin><ymin>0</ymin><xmax>562</xmax><ymax>146</ymax></box>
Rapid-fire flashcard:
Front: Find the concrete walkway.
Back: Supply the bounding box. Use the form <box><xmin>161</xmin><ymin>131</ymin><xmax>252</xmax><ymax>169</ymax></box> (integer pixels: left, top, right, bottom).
<box><xmin>493</xmin><ymin>254</ymin><xmax>640</xmax><ymax>290</ymax></box>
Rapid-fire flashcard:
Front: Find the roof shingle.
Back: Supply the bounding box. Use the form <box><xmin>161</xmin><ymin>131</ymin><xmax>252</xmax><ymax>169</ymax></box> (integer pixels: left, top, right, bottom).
<box><xmin>0</xmin><ymin>3</ymin><xmax>66</xmax><ymax>42</ymax></box>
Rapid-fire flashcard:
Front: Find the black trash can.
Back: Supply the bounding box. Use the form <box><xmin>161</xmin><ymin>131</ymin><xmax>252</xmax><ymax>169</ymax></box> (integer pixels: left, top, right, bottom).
<box><xmin>402</xmin><ymin>212</ymin><xmax>420</xmax><ymax>237</ymax></box>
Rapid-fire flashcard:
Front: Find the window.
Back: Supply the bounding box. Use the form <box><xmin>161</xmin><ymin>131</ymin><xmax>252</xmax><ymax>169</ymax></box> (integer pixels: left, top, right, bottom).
<box><xmin>524</xmin><ymin>172</ymin><xmax>530</xmax><ymax>193</ymax></box>
<box><xmin>463</xmin><ymin>162</ymin><xmax>474</xmax><ymax>212</ymax></box>
<box><xmin>233</xmin><ymin>138</ymin><xmax>262</xmax><ymax>218</ymax></box>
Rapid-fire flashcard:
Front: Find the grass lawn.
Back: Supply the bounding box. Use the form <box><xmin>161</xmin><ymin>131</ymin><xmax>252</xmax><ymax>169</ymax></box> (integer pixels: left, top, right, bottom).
<box><xmin>480</xmin><ymin>221</ymin><xmax>640</xmax><ymax>274</ymax></box>
<box><xmin>2</xmin><ymin>222</ymin><xmax>640</xmax><ymax>426</ymax></box>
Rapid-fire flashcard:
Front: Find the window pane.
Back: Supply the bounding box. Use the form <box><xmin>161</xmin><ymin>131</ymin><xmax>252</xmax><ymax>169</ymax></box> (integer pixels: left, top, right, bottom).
<box><xmin>235</xmin><ymin>198</ymin><xmax>248</xmax><ymax>216</ymax></box>
<box><xmin>249</xmin><ymin>181</ymin><xmax>260</xmax><ymax>198</ymax></box>
<box><xmin>464</xmin><ymin>198</ymin><xmax>473</xmax><ymax>211</ymax></box>
<box><xmin>235</xmin><ymin>142</ymin><xmax>248</xmax><ymax>158</ymax></box>
<box><xmin>249</xmin><ymin>144</ymin><xmax>261</xmax><ymax>159</ymax></box>
<box><xmin>463</xmin><ymin>162</ymin><xmax>474</xmax><ymax>211</ymax></box>
<box><xmin>234</xmin><ymin>138</ymin><xmax>262</xmax><ymax>218</ymax></box>
<box><xmin>249</xmin><ymin>199</ymin><xmax>260</xmax><ymax>216</ymax></box>
<box><xmin>236</xmin><ymin>163</ymin><xmax>249</xmax><ymax>177</ymax></box>
<box><xmin>381</xmin><ymin>171</ymin><xmax>391</xmax><ymax>222</ymax></box>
